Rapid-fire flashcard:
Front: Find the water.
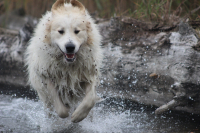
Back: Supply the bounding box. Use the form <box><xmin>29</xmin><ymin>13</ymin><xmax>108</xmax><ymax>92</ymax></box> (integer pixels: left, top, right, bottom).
<box><xmin>0</xmin><ymin>89</ymin><xmax>200</xmax><ymax>133</ymax></box>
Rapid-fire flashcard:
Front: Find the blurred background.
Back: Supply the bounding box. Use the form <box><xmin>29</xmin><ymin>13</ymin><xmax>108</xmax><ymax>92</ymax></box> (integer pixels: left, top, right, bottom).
<box><xmin>1</xmin><ymin>0</ymin><xmax>200</xmax><ymax>20</ymax></box>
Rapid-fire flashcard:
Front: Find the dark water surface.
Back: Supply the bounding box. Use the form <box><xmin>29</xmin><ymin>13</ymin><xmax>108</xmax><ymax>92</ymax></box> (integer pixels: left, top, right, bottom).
<box><xmin>0</xmin><ymin>85</ymin><xmax>200</xmax><ymax>133</ymax></box>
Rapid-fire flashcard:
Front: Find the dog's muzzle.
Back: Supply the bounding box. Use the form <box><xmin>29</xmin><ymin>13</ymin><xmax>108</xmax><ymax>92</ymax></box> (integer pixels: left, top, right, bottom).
<box><xmin>65</xmin><ymin>43</ymin><xmax>76</xmax><ymax>62</ymax></box>
<box><xmin>57</xmin><ymin>44</ymin><xmax>77</xmax><ymax>63</ymax></box>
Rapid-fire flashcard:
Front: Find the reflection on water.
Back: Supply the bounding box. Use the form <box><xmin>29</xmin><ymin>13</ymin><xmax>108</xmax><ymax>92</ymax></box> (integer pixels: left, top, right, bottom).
<box><xmin>0</xmin><ymin>94</ymin><xmax>200</xmax><ymax>133</ymax></box>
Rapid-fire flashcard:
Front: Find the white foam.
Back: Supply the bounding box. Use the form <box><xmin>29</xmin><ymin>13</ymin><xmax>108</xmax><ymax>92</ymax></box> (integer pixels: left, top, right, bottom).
<box><xmin>0</xmin><ymin>95</ymin><xmax>151</xmax><ymax>133</ymax></box>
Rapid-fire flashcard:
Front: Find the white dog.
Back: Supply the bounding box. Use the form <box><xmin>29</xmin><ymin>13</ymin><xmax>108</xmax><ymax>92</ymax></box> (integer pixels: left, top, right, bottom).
<box><xmin>25</xmin><ymin>0</ymin><xmax>102</xmax><ymax>123</ymax></box>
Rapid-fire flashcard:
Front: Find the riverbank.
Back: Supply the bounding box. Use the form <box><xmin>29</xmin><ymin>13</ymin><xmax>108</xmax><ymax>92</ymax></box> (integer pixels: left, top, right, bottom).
<box><xmin>0</xmin><ymin>15</ymin><xmax>200</xmax><ymax>116</ymax></box>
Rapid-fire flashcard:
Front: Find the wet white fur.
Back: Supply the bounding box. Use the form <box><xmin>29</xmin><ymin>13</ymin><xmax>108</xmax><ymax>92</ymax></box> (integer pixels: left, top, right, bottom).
<box><xmin>25</xmin><ymin>1</ymin><xmax>102</xmax><ymax>122</ymax></box>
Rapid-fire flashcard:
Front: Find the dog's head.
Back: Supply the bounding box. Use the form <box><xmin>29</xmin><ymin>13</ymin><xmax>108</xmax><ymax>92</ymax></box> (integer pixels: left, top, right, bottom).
<box><xmin>48</xmin><ymin>0</ymin><xmax>89</xmax><ymax>63</ymax></box>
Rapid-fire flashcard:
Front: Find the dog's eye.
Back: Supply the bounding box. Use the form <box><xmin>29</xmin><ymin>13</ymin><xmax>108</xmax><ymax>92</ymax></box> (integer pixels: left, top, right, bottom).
<box><xmin>74</xmin><ymin>30</ymin><xmax>80</xmax><ymax>34</ymax></box>
<box><xmin>58</xmin><ymin>30</ymin><xmax>64</xmax><ymax>34</ymax></box>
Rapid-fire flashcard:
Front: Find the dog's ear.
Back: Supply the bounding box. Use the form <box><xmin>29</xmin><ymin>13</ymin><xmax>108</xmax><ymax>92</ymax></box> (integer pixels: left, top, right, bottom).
<box><xmin>52</xmin><ymin>0</ymin><xmax>65</xmax><ymax>13</ymax></box>
<box><xmin>70</xmin><ymin>0</ymin><xmax>85</xmax><ymax>12</ymax></box>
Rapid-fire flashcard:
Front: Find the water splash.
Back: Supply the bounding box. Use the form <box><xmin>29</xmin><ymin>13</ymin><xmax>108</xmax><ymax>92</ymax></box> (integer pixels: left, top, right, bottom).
<box><xmin>0</xmin><ymin>95</ymin><xmax>199</xmax><ymax>133</ymax></box>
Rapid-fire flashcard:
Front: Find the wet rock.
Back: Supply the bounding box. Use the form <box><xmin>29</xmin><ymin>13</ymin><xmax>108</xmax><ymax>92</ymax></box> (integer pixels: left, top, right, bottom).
<box><xmin>98</xmin><ymin>19</ymin><xmax>200</xmax><ymax>115</ymax></box>
<box><xmin>0</xmin><ymin>20</ymin><xmax>34</xmax><ymax>86</ymax></box>
<box><xmin>0</xmin><ymin>12</ymin><xmax>38</xmax><ymax>31</ymax></box>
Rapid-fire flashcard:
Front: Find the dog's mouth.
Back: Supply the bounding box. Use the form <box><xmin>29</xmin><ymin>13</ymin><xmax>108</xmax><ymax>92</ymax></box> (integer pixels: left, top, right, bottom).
<box><xmin>64</xmin><ymin>53</ymin><xmax>76</xmax><ymax>62</ymax></box>
<box><xmin>57</xmin><ymin>45</ymin><xmax>76</xmax><ymax>63</ymax></box>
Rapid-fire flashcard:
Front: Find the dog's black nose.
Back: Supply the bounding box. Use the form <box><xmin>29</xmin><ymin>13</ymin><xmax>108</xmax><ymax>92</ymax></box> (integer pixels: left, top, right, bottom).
<box><xmin>65</xmin><ymin>43</ymin><xmax>75</xmax><ymax>53</ymax></box>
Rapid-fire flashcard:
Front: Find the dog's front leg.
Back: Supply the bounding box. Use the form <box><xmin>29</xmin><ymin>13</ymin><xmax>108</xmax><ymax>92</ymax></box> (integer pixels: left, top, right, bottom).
<box><xmin>71</xmin><ymin>82</ymin><xmax>98</xmax><ymax>123</ymax></box>
<box><xmin>46</xmin><ymin>80</ymin><xmax>69</xmax><ymax>118</ymax></box>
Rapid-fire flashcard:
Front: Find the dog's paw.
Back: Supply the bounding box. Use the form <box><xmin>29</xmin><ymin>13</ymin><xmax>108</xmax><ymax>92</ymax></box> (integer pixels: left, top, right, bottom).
<box><xmin>71</xmin><ymin>107</ymin><xmax>90</xmax><ymax>123</ymax></box>
<box><xmin>57</xmin><ymin>108</ymin><xmax>69</xmax><ymax>118</ymax></box>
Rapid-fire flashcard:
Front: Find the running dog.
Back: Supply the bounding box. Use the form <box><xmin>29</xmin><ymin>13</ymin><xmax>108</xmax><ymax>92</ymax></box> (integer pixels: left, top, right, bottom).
<box><xmin>25</xmin><ymin>0</ymin><xmax>102</xmax><ymax>123</ymax></box>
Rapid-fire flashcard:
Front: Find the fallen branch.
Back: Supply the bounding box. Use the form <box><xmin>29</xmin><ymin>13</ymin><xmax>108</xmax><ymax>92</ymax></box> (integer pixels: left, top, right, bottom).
<box><xmin>121</xmin><ymin>17</ymin><xmax>177</xmax><ymax>31</ymax></box>
<box><xmin>155</xmin><ymin>99</ymin><xmax>180</xmax><ymax>115</ymax></box>
<box><xmin>0</xmin><ymin>27</ymin><xmax>19</xmax><ymax>35</ymax></box>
